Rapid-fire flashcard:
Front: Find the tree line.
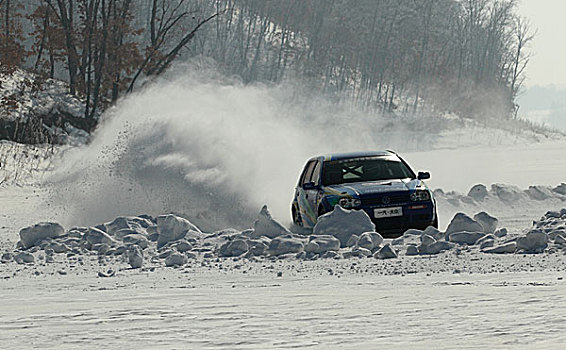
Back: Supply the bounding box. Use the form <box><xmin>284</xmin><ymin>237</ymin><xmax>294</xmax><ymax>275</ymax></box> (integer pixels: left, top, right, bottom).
<box><xmin>0</xmin><ymin>0</ymin><xmax>533</xmax><ymax>121</ymax></box>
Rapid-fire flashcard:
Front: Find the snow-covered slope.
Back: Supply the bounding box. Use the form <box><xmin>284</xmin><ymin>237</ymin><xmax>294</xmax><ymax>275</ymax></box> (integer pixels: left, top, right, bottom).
<box><xmin>0</xmin><ymin>69</ymin><xmax>92</xmax><ymax>144</ymax></box>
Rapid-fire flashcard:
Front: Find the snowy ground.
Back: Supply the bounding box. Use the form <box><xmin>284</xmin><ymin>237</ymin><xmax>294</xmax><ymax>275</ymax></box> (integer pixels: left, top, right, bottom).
<box><xmin>2</xmin><ymin>259</ymin><xmax>566</xmax><ymax>349</ymax></box>
<box><xmin>2</xmin><ymin>138</ymin><xmax>566</xmax><ymax>348</ymax></box>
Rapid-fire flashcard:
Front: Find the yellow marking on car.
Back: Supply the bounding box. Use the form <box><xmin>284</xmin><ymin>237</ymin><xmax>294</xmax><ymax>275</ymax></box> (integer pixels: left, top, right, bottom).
<box><xmin>324</xmin><ymin>187</ymin><xmax>344</xmax><ymax>196</ymax></box>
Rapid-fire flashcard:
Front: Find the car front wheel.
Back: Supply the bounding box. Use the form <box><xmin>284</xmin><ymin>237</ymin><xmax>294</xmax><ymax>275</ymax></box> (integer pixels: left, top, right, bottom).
<box><xmin>432</xmin><ymin>210</ymin><xmax>439</xmax><ymax>229</ymax></box>
<box><xmin>318</xmin><ymin>205</ymin><xmax>327</xmax><ymax>218</ymax></box>
<box><xmin>292</xmin><ymin>206</ymin><xmax>303</xmax><ymax>227</ymax></box>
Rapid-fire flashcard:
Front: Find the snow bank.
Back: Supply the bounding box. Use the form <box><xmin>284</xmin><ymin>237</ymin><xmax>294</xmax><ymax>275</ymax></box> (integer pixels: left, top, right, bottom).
<box><xmin>437</xmin><ymin>183</ymin><xmax>566</xmax><ymax>221</ymax></box>
<box><xmin>6</xmin><ymin>205</ymin><xmax>566</xmax><ymax>273</ymax></box>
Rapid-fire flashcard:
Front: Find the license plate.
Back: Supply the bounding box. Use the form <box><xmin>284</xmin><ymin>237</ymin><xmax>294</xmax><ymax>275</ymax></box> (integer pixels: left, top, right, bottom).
<box><xmin>374</xmin><ymin>207</ymin><xmax>403</xmax><ymax>218</ymax></box>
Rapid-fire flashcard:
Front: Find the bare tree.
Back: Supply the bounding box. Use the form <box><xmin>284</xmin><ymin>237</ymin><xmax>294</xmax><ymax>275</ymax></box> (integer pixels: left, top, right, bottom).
<box><xmin>509</xmin><ymin>16</ymin><xmax>535</xmax><ymax>116</ymax></box>
<box><xmin>128</xmin><ymin>0</ymin><xmax>219</xmax><ymax>91</ymax></box>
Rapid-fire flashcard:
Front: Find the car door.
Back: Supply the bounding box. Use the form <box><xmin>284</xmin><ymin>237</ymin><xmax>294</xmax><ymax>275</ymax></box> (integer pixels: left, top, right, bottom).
<box><xmin>306</xmin><ymin>160</ymin><xmax>322</xmax><ymax>216</ymax></box>
<box><xmin>296</xmin><ymin>160</ymin><xmax>317</xmax><ymax>226</ymax></box>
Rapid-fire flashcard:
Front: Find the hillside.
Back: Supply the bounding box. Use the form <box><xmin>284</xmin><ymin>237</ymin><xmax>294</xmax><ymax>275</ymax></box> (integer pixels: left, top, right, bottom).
<box><xmin>0</xmin><ymin>68</ymin><xmax>94</xmax><ymax>144</ymax></box>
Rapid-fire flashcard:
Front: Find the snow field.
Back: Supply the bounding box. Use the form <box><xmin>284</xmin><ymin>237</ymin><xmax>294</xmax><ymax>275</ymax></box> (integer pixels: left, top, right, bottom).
<box><xmin>2</xmin><ymin>179</ymin><xmax>566</xmax><ymax>349</ymax></box>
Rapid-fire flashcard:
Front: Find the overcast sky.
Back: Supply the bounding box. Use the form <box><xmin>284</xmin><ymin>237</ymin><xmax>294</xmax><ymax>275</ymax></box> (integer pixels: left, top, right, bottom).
<box><xmin>518</xmin><ymin>0</ymin><xmax>566</xmax><ymax>87</ymax></box>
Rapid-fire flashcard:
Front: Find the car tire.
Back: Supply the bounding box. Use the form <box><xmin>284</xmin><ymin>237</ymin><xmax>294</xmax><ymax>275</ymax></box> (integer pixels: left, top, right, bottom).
<box><xmin>292</xmin><ymin>206</ymin><xmax>302</xmax><ymax>227</ymax></box>
<box><xmin>318</xmin><ymin>205</ymin><xmax>326</xmax><ymax>218</ymax></box>
<box><xmin>432</xmin><ymin>214</ymin><xmax>438</xmax><ymax>229</ymax></box>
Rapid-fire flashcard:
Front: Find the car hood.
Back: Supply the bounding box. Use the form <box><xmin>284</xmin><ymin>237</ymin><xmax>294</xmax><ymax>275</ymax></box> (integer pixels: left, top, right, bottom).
<box><xmin>325</xmin><ymin>179</ymin><xmax>425</xmax><ymax>197</ymax></box>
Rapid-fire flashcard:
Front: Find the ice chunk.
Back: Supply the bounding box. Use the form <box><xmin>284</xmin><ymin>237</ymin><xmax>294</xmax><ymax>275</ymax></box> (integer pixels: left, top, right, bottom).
<box><xmin>83</xmin><ymin>227</ymin><xmax>116</xmax><ymax>247</ymax></box>
<box><xmin>494</xmin><ymin>228</ymin><xmax>508</xmax><ymax>238</ymax></box>
<box><xmin>476</xmin><ymin>234</ymin><xmax>496</xmax><ymax>246</ymax></box>
<box><xmin>419</xmin><ymin>241</ymin><xmax>455</xmax><ymax>255</ymax></box>
<box><xmin>403</xmin><ymin>229</ymin><xmax>424</xmax><ymax>236</ymax></box>
<box><xmin>391</xmin><ymin>237</ymin><xmax>404</xmax><ymax>246</ymax></box>
<box><xmin>305</xmin><ymin>235</ymin><xmax>341</xmax><ymax>254</ymax></box>
<box><xmin>483</xmin><ymin>242</ymin><xmax>517</xmax><ymax>254</ymax></box>
<box><xmin>313</xmin><ymin>206</ymin><xmax>376</xmax><ymax>247</ymax></box>
<box><xmin>445</xmin><ymin>213</ymin><xmax>484</xmax><ymax>236</ymax></box>
<box><xmin>448</xmin><ymin>231</ymin><xmax>486</xmax><ymax>245</ymax></box>
<box><xmin>473</xmin><ymin>212</ymin><xmax>498</xmax><ymax>234</ymax></box>
<box><xmin>525</xmin><ymin>186</ymin><xmax>555</xmax><ymax>201</ymax></box>
<box><xmin>375</xmin><ymin>244</ymin><xmax>397</xmax><ymax>259</ymax></box>
<box><xmin>516</xmin><ymin>230</ymin><xmax>548</xmax><ymax>253</ymax></box>
<box><xmin>491</xmin><ymin>184</ymin><xmax>525</xmax><ymax>202</ymax></box>
<box><xmin>423</xmin><ymin>226</ymin><xmax>444</xmax><ymax>241</ymax></box>
<box><xmin>555</xmin><ymin>235</ymin><xmax>566</xmax><ymax>245</ymax></box>
<box><xmin>268</xmin><ymin>235</ymin><xmax>304</xmax><ymax>256</ymax></box>
<box><xmin>45</xmin><ymin>242</ymin><xmax>70</xmax><ymax>254</ymax></box>
<box><xmin>14</xmin><ymin>252</ymin><xmax>35</xmax><ymax>264</ymax></box>
<box><xmin>105</xmin><ymin>217</ymin><xmax>142</xmax><ymax>236</ymax></box>
<box><xmin>356</xmin><ymin>232</ymin><xmax>383</xmax><ymax>250</ymax></box>
<box><xmin>406</xmin><ymin>245</ymin><xmax>419</xmax><ymax>256</ymax></box>
<box><xmin>420</xmin><ymin>234</ymin><xmax>436</xmax><ymax>247</ymax></box>
<box><xmin>19</xmin><ymin>222</ymin><xmax>64</xmax><ymax>249</ymax></box>
<box><xmin>479</xmin><ymin>239</ymin><xmax>495</xmax><ymax>250</ymax></box>
<box><xmin>173</xmin><ymin>240</ymin><xmax>193</xmax><ymax>253</ymax></box>
<box><xmin>1</xmin><ymin>253</ymin><xmax>13</xmax><ymax>263</ymax></box>
<box><xmin>165</xmin><ymin>252</ymin><xmax>188</xmax><ymax>267</ymax></box>
<box><xmin>219</xmin><ymin>239</ymin><xmax>249</xmax><ymax>257</ymax></box>
<box><xmin>122</xmin><ymin>234</ymin><xmax>149</xmax><ymax>249</ymax></box>
<box><xmin>467</xmin><ymin>184</ymin><xmax>488</xmax><ymax>201</ymax></box>
<box><xmin>544</xmin><ymin>211</ymin><xmax>562</xmax><ymax>219</ymax></box>
<box><xmin>251</xmin><ymin>205</ymin><xmax>290</xmax><ymax>239</ymax></box>
<box><xmin>156</xmin><ymin>214</ymin><xmax>201</xmax><ymax>248</ymax></box>
<box><xmin>552</xmin><ymin>183</ymin><xmax>566</xmax><ymax>195</ymax></box>
<box><xmin>247</xmin><ymin>240</ymin><xmax>269</xmax><ymax>256</ymax></box>
<box><xmin>127</xmin><ymin>246</ymin><xmax>143</xmax><ymax>269</ymax></box>
<box><xmin>346</xmin><ymin>234</ymin><xmax>360</xmax><ymax>247</ymax></box>
<box><xmin>349</xmin><ymin>247</ymin><xmax>372</xmax><ymax>257</ymax></box>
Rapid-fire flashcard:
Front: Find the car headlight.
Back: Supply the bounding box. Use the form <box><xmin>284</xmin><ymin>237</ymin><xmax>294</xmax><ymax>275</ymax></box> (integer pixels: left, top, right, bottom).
<box><xmin>411</xmin><ymin>190</ymin><xmax>431</xmax><ymax>201</ymax></box>
<box><xmin>339</xmin><ymin>198</ymin><xmax>362</xmax><ymax>208</ymax></box>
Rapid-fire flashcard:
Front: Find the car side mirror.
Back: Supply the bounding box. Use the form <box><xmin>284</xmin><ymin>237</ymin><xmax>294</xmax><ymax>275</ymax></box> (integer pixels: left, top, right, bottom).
<box><xmin>418</xmin><ymin>172</ymin><xmax>431</xmax><ymax>180</ymax></box>
<box><xmin>303</xmin><ymin>182</ymin><xmax>317</xmax><ymax>190</ymax></box>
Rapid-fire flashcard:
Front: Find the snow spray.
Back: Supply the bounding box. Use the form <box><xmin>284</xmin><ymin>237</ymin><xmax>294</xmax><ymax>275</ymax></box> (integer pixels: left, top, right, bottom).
<box><xmin>45</xmin><ymin>63</ymin><xmax>432</xmax><ymax>230</ymax></box>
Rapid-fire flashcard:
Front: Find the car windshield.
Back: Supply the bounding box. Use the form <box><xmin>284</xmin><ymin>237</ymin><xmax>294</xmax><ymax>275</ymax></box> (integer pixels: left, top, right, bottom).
<box><xmin>321</xmin><ymin>156</ymin><xmax>414</xmax><ymax>186</ymax></box>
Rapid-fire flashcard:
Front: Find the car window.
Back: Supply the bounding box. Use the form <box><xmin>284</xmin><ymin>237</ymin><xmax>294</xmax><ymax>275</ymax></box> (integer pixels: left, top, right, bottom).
<box><xmin>300</xmin><ymin>161</ymin><xmax>316</xmax><ymax>185</ymax></box>
<box><xmin>310</xmin><ymin>160</ymin><xmax>322</xmax><ymax>185</ymax></box>
<box><xmin>321</xmin><ymin>157</ymin><xmax>414</xmax><ymax>186</ymax></box>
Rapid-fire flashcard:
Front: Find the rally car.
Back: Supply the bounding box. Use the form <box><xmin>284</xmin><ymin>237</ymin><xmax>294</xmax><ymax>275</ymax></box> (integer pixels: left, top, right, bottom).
<box><xmin>291</xmin><ymin>151</ymin><xmax>437</xmax><ymax>237</ymax></box>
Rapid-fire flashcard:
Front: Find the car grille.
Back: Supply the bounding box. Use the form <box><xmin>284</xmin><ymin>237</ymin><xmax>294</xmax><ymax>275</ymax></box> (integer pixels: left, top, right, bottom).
<box><xmin>360</xmin><ymin>193</ymin><xmax>410</xmax><ymax>207</ymax></box>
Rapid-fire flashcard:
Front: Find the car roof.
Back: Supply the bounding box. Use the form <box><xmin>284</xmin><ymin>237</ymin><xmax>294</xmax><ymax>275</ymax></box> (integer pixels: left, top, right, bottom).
<box><xmin>311</xmin><ymin>151</ymin><xmax>396</xmax><ymax>162</ymax></box>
